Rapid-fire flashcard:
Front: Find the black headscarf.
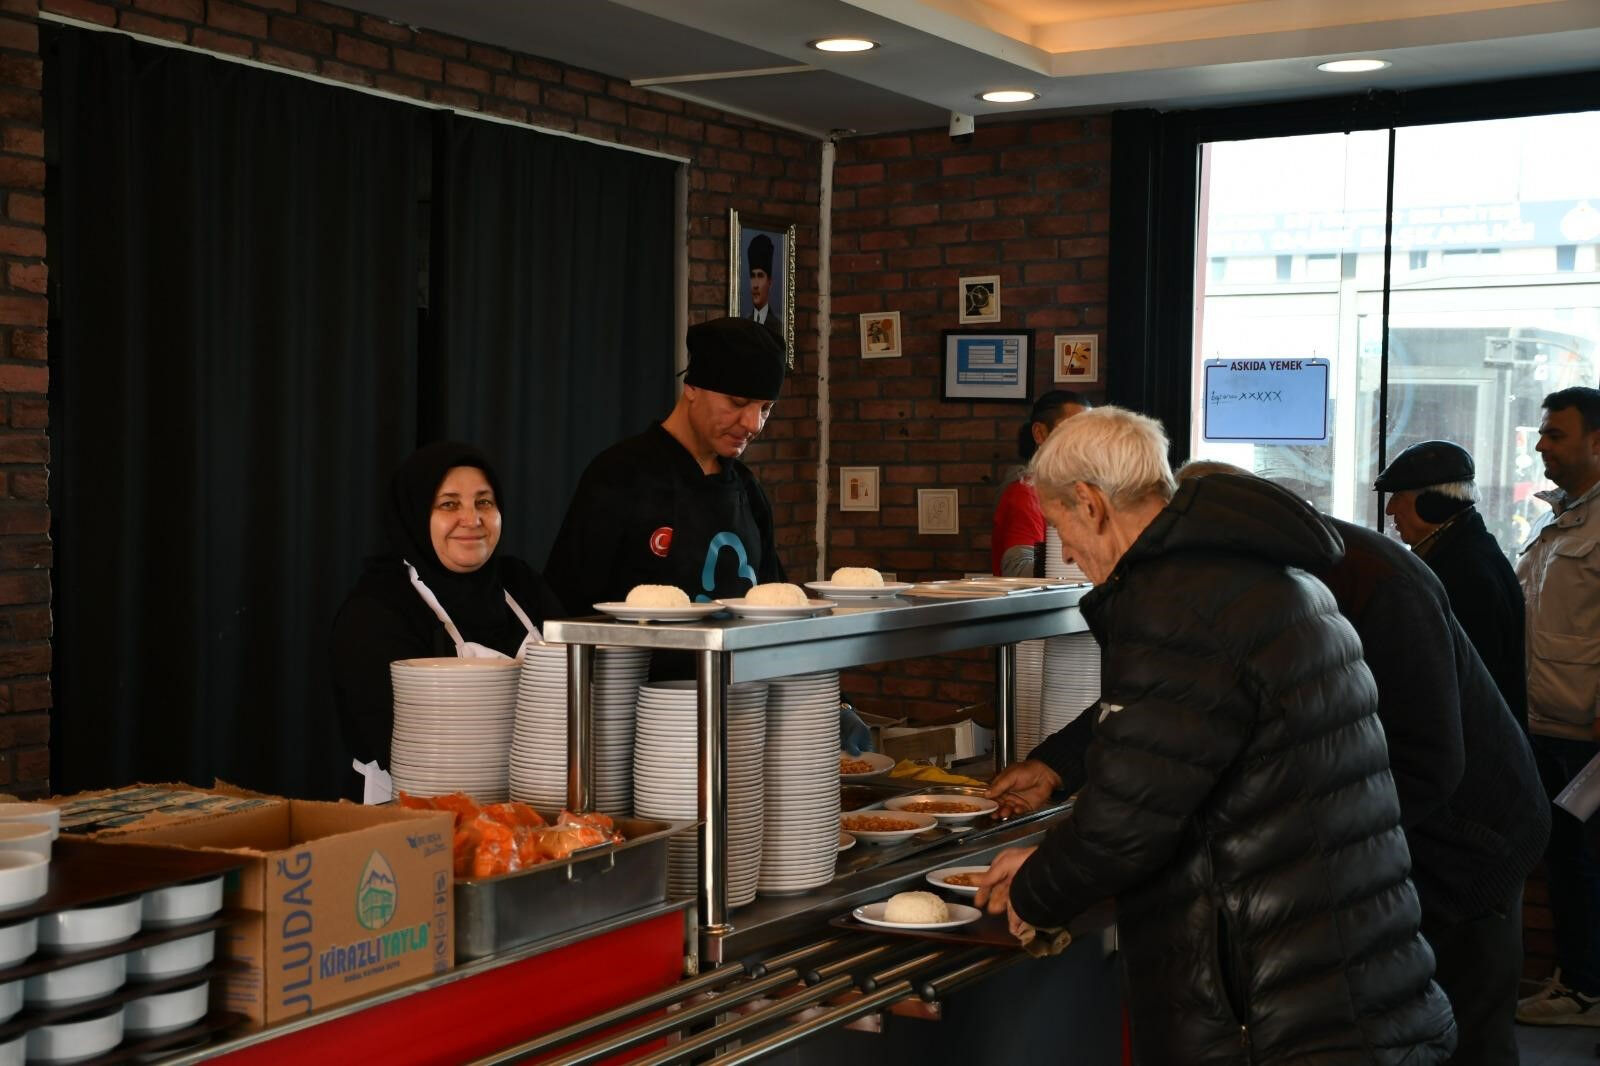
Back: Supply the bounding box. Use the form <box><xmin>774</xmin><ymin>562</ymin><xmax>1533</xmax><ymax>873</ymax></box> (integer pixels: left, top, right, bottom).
<box><xmin>383</xmin><ymin>441</ymin><xmax>524</xmax><ymax>655</ymax></box>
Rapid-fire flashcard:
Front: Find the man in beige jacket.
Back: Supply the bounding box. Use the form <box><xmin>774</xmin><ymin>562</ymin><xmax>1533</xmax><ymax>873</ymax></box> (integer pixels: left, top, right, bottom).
<box><xmin>1515</xmin><ymin>385</ymin><xmax>1600</xmax><ymax>1026</ymax></box>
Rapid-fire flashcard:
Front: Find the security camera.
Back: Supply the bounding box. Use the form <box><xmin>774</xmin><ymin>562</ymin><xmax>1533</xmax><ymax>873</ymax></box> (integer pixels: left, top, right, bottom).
<box><xmin>949</xmin><ymin>111</ymin><xmax>974</xmax><ymax>142</ymax></box>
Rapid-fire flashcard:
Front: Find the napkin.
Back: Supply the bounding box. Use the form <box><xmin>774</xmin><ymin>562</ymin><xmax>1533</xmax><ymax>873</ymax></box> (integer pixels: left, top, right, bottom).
<box><xmin>1015</xmin><ymin>920</ymin><xmax>1072</xmax><ymax>957</ymax></box>
<box><xmin>888</xmin><ymin>760</ymin><xmax>986</xmax><ymax>787</ymax></box>
<box><xmin>353</xmin><ymin>759</ymin><xmax>394</xmax><ymax>805</ymax></box>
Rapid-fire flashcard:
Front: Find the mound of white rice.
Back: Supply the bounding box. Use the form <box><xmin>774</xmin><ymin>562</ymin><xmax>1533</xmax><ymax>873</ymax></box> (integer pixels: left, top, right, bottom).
<box><xmin>831</xmin><ymin>566</ymin><xmax>883</xmax><ymax>586</ymax></box>
<box><xmin>625</xmin><ymin>584</ymin><xmax>691</xmax><ymax>608</ymax></box>
<box><xmin>745</xmin><ymin>582</ymin><xmax>809</xmax><ymax>607</ymax></box>
<box><xmin>884</xmin><ymin>891</ymin><xmax>949</xmax><ymax>924</ymax></box>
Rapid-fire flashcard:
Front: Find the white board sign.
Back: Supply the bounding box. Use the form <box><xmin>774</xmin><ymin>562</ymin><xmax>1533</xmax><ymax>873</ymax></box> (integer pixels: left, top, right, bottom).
<box><xmin>1202</xmin><ymin>358</ymin><xmax>1331</xmax><ymax>444</ymax></box>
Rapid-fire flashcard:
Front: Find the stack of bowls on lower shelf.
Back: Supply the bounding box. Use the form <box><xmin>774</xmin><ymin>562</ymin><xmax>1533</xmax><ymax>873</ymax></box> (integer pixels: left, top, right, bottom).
<box><xmin>759</xmin><ymin>671</ymin><xmax>844</xmax><ymax>897</ymax></box>
<box><xmin>0</xmin><ymin>811</ymin><xmax>226</xmax><ymax>1065</ymax></box>
<box><xmin>631</xmin><ymin>681</ymin><xmax>768</xmax><ymax>906</ymax></box>
<box><xmin>1014</xmin><ymin>639</ymin><xmax>1045</xmax><ymax>760</ymax></box>
<box><xmin>389</xmin><ymin>657</ymin><xmax>521</xmax><ymax>801</ymax></box>
<box><xmin>509</xmin><ymin>644</ymin><xmax>651</xmax><ymax>812</ymax></box>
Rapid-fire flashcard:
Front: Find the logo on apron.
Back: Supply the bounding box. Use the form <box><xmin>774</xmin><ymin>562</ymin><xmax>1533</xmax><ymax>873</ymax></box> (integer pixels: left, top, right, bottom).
<box><xmin>649</xmin><ymin>526</ymin><xmax>673</xmax><ymax>557</ymax></box>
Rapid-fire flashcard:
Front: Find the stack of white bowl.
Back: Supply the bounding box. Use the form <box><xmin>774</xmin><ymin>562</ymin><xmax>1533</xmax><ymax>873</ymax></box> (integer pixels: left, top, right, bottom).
<box><xmin>1014</xmin><ymin>639</ymin><xmax>1045</xmax><ymax>759</ymax></box>
<box><xmin>632</xmin><ymin>681</ymin><xmax>768</xmax><ymax>906</ymax></box>
<box><xmin>509</xmin><ymin>644</ymin><xmax>651</xmax><ymax>812</ymax></box>
<box><xmin>1041</xmin><ymin>633</ymin><xmax>1101</xmax><ymax>736</ymax></box>
<box><xmin>389</xmin><ymin>658</ymin><xmax>519</xmax><ymax>801</ymax></box>
<box><xmin>760</xmin><ymin>671</ymin><xmax>843</xmax><ymax>896</ymax></box>
<box><xmin>1045</xmin><ymin>527</ymin><xmax>1091</xmax><ymax>584</ymax></box>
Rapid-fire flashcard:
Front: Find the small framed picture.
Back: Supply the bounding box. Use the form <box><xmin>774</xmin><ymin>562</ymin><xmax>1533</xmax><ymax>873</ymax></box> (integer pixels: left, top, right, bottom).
<box><xmin>858</xmin><ymin>312</ymin><xmax>902</xmax><ymax>359</ymax></box>
<box><xmin>839</xmin><ymin>466</ymin><xmax>880</xmax><ymax>512</ymax></box>
<box><xmin>918</xmin><ymin>489</ymin><xmax>959</xmax><ymax>535</ymax></box>
<box><xmin>1054</xmin><ymin>333</ymin><xmax>1100</xmax><ymax>384</ymax></box>
<box><xmin>941</xmin><ymin>329</ymin><xmax>1033</xmax><ymax>403</ymax></box>
<box><xmin>958</xmin><ymin>275</ymin><xmax>1001</xmax><ymax>324</ymax></box>
<box><xmin>728</xmin><ymin>209</ymin><xmax>796</xmax><ymax>369</ymax></box>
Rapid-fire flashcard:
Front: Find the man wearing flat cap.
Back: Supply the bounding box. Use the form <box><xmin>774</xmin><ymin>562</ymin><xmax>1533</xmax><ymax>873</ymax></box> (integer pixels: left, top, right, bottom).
<box><xmin>745</xmin><ymin>233</ymin><xmax>784</xmax><ymax>345</ymax></box>
<box><xmin>544</xmin><ymin>316</ymin><xmax>787</xmax><ymax>614</ymax></box>
<box><xmin>1376</xmin><ymin>440</ymin><xmax>1526</xmax><ymax>723</ymax></box>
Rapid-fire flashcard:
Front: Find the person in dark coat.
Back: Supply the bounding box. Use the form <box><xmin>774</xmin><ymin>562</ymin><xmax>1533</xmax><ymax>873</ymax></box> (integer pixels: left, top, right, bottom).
<box><xmin>1376</xmin><ymin>440</ymin><xmax>1527</xmax><ymax>726</ymax></box>
<box><xmin>331</xmin><ymin>442</ymin><xmax>564</xmax><ymax>783</ymax></box>
<box><xmin>978</xmin><ymin>408</ymin><xmax>1457</xmax><ymax>1066</ymax></box>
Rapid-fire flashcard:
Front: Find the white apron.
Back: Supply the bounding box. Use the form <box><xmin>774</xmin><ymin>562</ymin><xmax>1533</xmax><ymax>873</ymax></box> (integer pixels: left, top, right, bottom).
<box><xmin>405</xmin><ymin>561</ymin><xmax>542</xmax><ymax>659</ymax></box>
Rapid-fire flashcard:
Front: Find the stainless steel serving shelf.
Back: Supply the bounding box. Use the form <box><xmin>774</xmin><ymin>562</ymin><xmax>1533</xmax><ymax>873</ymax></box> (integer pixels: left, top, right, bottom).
<box><xmin>544</xmin><ymin>586</ymin><xmax>1092</xmax><ymax>967</ymax></box>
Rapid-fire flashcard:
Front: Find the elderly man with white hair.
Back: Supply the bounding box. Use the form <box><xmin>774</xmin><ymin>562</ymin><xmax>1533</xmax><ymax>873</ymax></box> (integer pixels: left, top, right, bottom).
<box><xmin>976</xmin><ymin>406</ymin><xmax>1456</xmax><ymax>1065</ymax></box>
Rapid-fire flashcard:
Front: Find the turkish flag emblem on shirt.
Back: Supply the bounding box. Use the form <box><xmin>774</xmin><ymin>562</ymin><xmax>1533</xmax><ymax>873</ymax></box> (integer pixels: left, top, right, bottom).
<box><xmin>649</xmin><ymin>527</ymin><xmax>673</xmax><ymax>557</ymax></box>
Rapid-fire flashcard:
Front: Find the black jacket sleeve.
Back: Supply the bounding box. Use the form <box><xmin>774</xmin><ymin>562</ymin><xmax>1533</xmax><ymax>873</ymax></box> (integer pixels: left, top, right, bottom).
<box><xmin>1010</xmin><ymin>611</ymin><xmax>1258</xmax><ymax>928</ymax></box>
<box><xmin>543</xmin><ymin>469</ymin><xmax>629</xmax><ymax>616</ymax></box>
<box><xmin>1027</xmin><ymin>703</ymin><xmax>1096</xmax><ymax>793</ymax></box>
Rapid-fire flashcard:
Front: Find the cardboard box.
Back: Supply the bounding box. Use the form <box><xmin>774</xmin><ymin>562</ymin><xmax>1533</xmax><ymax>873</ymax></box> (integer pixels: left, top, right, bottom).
<box><xmin>60</xmin><ymin>784</ymin><xmax>454</xmax><ymax>1027</ymax></box>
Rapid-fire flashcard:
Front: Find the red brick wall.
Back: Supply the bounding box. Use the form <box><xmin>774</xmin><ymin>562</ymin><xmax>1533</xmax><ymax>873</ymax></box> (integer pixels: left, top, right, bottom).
<box><xmin>3</xmin><ymin>0</ymin><xmax>821</xmax><ymax>793</ymax></box>
<box><xmin>0</xmin><ymin>5</ymin><xmax>49</xmax><ymax>797</ymax></box>
<box><xmin>826</xmin><ymin>118</ymin><xmax>1111</xmax><ymax>719</ymax></box>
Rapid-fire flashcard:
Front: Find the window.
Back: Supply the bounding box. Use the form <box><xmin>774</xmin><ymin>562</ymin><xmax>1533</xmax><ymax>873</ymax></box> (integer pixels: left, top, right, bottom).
<box><xmin>1191</xmin><ymin>112</ymin><xmax>1600</xmax><ymax>555</ymax></box>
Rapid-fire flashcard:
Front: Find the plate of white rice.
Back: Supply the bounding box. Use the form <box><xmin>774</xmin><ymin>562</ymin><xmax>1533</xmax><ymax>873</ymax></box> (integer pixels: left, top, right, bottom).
<box><xmin>717</xmin><ymin>597</ymin><xmax>834</xmax><ymax>619</ymax></box>
<box><xmin>853</xmin><ymin>892</ymin><xmax>982</xmax><ymax>930</ymax></box>
<box><xmin>593</xmin><ymin>602</ymin><xmax>725</xmax><ymax>623</ymax></box>
<box><xmin>804</xmin><ymin>580</ymin><xmax>913</xmax><ymax>600</ymax></box>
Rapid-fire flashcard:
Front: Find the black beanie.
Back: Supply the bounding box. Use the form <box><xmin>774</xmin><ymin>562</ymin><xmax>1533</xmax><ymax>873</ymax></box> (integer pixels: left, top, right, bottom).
<box><xmin>684</xmin><ymin>317</ymin><xmax>786</xmax><ymax>401</ymax></box>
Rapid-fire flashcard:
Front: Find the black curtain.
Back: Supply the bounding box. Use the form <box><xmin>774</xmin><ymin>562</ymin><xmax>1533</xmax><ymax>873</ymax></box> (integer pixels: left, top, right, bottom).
<box><xmin>426</xmin><ymin>114</ymin><xmax>677</xmax><ymax>566</ymax></box>
<box><xmin>46</xmin><ymin>27</ymin><xmax>426</xmax><ymax>798</ymax></box>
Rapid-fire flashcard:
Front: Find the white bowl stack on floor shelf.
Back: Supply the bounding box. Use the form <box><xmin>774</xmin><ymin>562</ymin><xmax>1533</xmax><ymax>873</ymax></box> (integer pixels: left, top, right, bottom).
<box><xmin>632</xmin><ymin>681</ymin><xmax>768</xmax><ymax>906</ymax></box>
<box><xmin>1014</xmin><ymin>639</ymin><xmax>1045</xmax><ymax>760</ymax></box>
<box><xmin>760</xmin><ymin>671</ymin><xmax>844</xmax><ymax>897</ymax></box>
<box><xmin>509</xmin><ymin>644</ymin><xmax>651</xmax><ymax>812</ymax></box>
<box><xmin>388</xmin><ymin>657</ymin><xmax>520</xmax><ymax>801</ymax></box>
<box><xmin>1041</xmin><ymin>527</ymin><xmax>1100</xmax><ymax>735</ymax></box>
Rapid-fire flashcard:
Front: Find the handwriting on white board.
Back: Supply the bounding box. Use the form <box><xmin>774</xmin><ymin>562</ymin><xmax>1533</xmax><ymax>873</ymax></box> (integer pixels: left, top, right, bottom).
<box><xmin>1202</xmin><ymin>358</ymin><xmax>1330</xmax><ymax>444</ymax></box>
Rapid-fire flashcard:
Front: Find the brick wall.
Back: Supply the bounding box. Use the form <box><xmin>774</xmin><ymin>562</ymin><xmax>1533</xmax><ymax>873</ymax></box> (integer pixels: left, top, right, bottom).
<box><xmin>0</xmin><ymin>3</ymin><xmax>48</xmax><ymax>798</ymax></box>
<box><xmin>826</xmin><ymin>118</ymin><xmax>1110</xmax><ymax>719</ymax></box>
<box><xmin>0</xmin><ymin>0</ymin><xmax>822</xmax><ymax>793</ymax></box>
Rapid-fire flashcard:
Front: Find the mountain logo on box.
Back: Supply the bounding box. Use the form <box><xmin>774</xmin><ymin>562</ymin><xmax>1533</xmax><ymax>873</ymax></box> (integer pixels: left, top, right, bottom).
<box><xmin>356</xmin><ymin>851</ymin><xmax>398</xmax><ymax>931</ymax></box>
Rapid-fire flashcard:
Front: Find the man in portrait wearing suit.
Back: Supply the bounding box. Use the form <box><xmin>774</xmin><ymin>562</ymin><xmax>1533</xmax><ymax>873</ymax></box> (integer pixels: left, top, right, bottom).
<box><xmin>746</xmin><ymin>233</ymin><xmax>783</xmax><ymax>345</ymax></box>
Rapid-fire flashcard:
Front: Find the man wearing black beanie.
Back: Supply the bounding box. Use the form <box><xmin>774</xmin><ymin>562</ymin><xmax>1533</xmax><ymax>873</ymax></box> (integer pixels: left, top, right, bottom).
<box><xmin>544</xmin><ymin>316</ymin><xmax>787</xmax><ymax>614</ymax></box>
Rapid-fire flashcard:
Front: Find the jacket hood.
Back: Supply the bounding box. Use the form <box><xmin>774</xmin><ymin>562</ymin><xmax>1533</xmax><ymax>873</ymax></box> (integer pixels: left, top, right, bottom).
<box><xmin>1122</xmin><ymin>472</ymin><xmax>1345</xmax><ymax>574</ymax></box>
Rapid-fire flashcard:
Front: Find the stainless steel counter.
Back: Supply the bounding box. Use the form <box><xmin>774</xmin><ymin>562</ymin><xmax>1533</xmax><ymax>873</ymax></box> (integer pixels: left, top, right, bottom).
<box><xmin>544</xmin><ymin>587</ymin><xmax>1091</xmax><ymax>966</ymax></box>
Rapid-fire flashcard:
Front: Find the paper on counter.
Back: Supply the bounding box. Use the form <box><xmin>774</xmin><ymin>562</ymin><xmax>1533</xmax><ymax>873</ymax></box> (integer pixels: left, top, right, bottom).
<box><xmin>353</xmin><ymin>759</ymin><xmax>394</xmax><ymax>805</ymax></box>
<box><xmin>1555</xmin><ymin>748</ymin><xmax>1600</xmax><ymax>821</ymax></box>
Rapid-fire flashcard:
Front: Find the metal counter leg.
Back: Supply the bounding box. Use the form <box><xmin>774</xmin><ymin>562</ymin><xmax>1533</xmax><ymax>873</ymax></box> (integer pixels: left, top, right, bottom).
<box><xmin>994</xmin><ymin>643</ymin><xmax>1015</xmax><ymax>772</ymax></box>
<box><xmin>565</xmin><ymin>643</ymin><xmax>595</xmax><ymax>813</ymax></box>
<box><xmin>698</xmin><ymin>650</ymin><xmax>731</xmax><ymax>948</ymax></box>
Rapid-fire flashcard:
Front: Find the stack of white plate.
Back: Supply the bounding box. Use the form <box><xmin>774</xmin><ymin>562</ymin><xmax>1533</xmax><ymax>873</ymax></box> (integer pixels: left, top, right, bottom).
<box><xmin>389</xmin><ymin>658</ymin><xmax>519</xmax><ymax>801</ymax></box>
<box><xmin>1041</xmin><ymin>633</ymin><xmax>1101</xmax><ymax>736</ymax></box>
<box><xmin>633</xmin><ymin>681</ymin><xmax>768</xmax><ymax>906</ymax></box>
<box><xmin>1044</xmin><ymin>527</ymin><xmax>1091</xmax><ymax>584</ymax></box>
<box><xmin>509</xmin><ymin>644</ymin><xmax>651</xmax><ymax>811</ymax></box>
<box><xmin>760</xmin><ymin>671</ymin><xmax>843</xmax><ymax>896</ymax></box>
<box><xmin>1015</xmin><ymin>639</ymin><xmax>1045</xmax><ymax>759</ymax></box>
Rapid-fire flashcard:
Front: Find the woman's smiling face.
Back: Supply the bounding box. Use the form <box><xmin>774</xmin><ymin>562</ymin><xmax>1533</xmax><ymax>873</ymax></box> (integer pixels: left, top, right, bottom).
<box><xmin>430</xmin><ymin>465</ymin><xmax>501</xmax><ymax>573</ymax></box>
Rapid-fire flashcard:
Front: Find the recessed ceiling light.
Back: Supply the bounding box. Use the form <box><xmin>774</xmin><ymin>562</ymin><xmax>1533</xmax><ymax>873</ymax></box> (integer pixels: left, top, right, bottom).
<box><xmin>810</xmin><ymin>38</ymin><xmax>877</xmax><ymax>53</ymax></box>
<box><xmin>980</xmin><ymin>90</ymin><xmax>1038</xmax><ymax>104</ymax></box>
<box><xmin>1317</xmin><ymin>58</ymin><xmax>1391</xmax><ymax>73</ymax></box>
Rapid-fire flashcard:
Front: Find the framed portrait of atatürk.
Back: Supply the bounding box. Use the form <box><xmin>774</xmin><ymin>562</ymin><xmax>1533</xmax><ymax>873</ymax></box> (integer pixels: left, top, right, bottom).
<box><xmin>729</xmin><ymin>209</ymin><xmax>796</xmax><ymax>369</ymax></box>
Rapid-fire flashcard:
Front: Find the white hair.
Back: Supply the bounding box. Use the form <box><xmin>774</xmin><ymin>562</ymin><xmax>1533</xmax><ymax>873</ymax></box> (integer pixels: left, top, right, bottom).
<box><xmin>1029</xmin><ymin>406</ymin><xmax>1176</xmax><ymax>509</ymax></box>
<box><xmin>1428</xmin><ymin>479</ymin><xmax>1477</xmax><ymax>502</ymax></box>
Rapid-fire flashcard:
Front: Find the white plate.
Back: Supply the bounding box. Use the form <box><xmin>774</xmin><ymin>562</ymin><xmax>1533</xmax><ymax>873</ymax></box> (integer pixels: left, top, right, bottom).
<box><xmin>852</xmin><ymin>901</ymin><xmax>982</xmax><ymax>931</ymax></box>
<box><xmin>839</xmin><ymin>812</ymin><xmax>938</xmax><ymax>843</ymax></box>
<box><xmin>883</xmin><ymin>795</ymin><xmax>999</xmax><ymax>823</ymax></box>
<box><xmin>716</xmin><ymin>599</ymin><xmax>834</xmax><ymax>619</ymax></box>
<box><xmin>592</xmin><ymin>603</ymin><xmax>724</xmax><ymax>623</ymax></box>
<box><xmin>804</xmin><ymin>582</ymin><xmax>913</xmax><ymax>600</ymax></box>
<box><xmin>926</xmin><ymin>865</ymin><xmax>990</xmax><ymax>896</ymax></box>
<box><xmin>839</xmin><ymin>752</ymin><xmax>895</xmax><ymax>778</ymax></box>
<box><xmin>838</xmin><ymin>831</ymin><xmax>856</xmax><ymax>852</ymax></box>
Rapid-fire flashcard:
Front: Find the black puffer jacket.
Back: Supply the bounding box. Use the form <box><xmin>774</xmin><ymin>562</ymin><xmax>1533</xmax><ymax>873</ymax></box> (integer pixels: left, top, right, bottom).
<box><xmin>1011</xmin><ymin>474</ymin><xmax>1456</xmax><ymax>1065</ymax></box>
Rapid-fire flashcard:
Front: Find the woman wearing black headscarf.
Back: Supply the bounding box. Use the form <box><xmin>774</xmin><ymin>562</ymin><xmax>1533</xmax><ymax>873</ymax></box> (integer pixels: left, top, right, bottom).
<box><xmin>331</xmin><ymin>442</ymin><xmax>564</xmax><ymax>780</ymax></box>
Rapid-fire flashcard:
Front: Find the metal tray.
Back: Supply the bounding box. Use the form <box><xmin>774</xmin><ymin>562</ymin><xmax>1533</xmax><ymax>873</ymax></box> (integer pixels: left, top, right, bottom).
<box><xmin>453</xmin><ymin>816</ymin><xmax>690</xmax><ymax>961</ymax></box>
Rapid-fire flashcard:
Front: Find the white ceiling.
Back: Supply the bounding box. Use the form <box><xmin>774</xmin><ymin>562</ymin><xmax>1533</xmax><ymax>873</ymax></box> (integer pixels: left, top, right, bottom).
<box><xmin>335</xmin><ymin>0</ymin><xmax>1600</xmax><ymax>137</ymax></box>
